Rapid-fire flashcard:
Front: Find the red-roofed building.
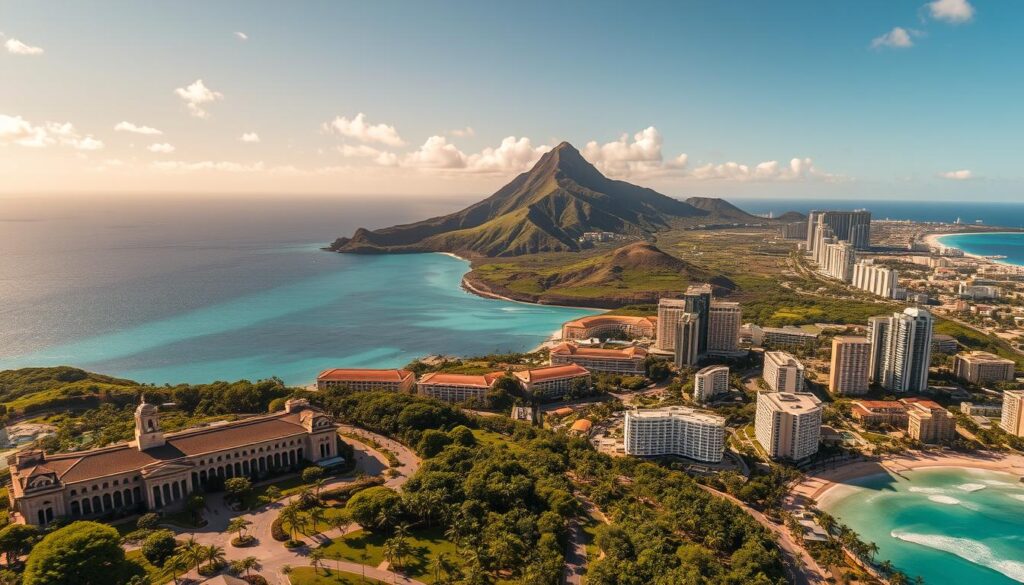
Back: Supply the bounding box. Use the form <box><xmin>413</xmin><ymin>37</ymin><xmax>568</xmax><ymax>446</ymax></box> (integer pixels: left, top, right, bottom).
<box><xmin>513</xmin><ymin>364</ymin><xmax>591</xmax><ymax>400</ymax></box>
<box><xmin>417</xmin><ymin>371</ymin><xmax>504</xmax><ymax>404</ymax></box>
<box><xmin>549</xmin><ymin>342</ymin><xmax>647</xmax><ymax>374</ymax></box>
<box><xmin>316</xmin><ymin>368</ymin><xmax>415</xmax><ymax>393</ymax></box>
<box><xmin>850</xmin><ymin>400</ymin><xmax>909</xmax><ymax>427</ymax></box>
<box><xmin>561</xmin><ymin>315</ymin><xmax>657</xmax><ymax>340</ymax></box>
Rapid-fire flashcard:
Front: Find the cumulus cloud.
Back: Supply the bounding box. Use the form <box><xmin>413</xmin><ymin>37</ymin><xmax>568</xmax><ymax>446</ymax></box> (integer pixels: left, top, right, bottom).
<box><xmin>174</xmin><ymin>79</ymin><xmax>224</xmax><ymax>118</ymax></box>
<box><xmin>449</xmin><ymin>126</ymin><xmax>475</xmax><ymax>137</ymax></box>
<box><xmin>403</xmin><ymin>136</ymin><xmax>467</xmax><ymax>169</ymax></box>
<box><xmin>322</xmin><ymin>113</ymin><xmax>405</xmax><ymax>146</ymax></box>
<box><xmin>234</xmin><ymin>31</ymin><xmax>249</xmax><ymax>41</ymax></box>
<box><xmin>927</xmin><ymin>0</ymin><xmax>974</xmax><ymax>23</ymax></box>
<box><xmin>401</xmin><ymin>135</ymin><xmax>550</xmax><ymax>174</ymax></box>
<box><xmin>5</xmin><ymin>38</ymin><xmax>44</xmax><ymax>55</ymax></box>
<box><xmin>114</xmin><ymin>121</ymin><xmax>163</xmax><ymax>135</ymax></box>
<box><xmin>690</xmin><ymin>157</ymin><xmax>833</xmax><ymax>182</ymax></box>
<box><xmin>147</xmin><ymin>143</ymin><xmax>176</xmax><ymax>153</ymax></box>
<box><xmin>338</xmin><ymin>144</ymin><xmax>398</xmax><ymax>166</ymax></box>
<box><xmin>240</xmin><ymin>132</ymin><xmax>260</xmax><ymax>143</ymax></box>
<box><xmin>0</xmin><ymin>114</ymin><xmax>103</xmax><ymax>150</ymax></box>
<box><xmin>581</xmin><ymin>127</ymin><xmax>672</xmax><ymax>177</ymax></box>
<box><xmin>940</xmin><ymin>169</ymin><xmax>973</xmax><ymax>180</ymax></box>
<box><xmin>871</xmin><ymin>27</ymin><xmax>915</xmax><ymax>49</ymax></box>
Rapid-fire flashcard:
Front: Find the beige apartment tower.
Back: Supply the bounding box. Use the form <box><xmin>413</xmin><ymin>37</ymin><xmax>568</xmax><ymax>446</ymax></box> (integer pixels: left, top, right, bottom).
<box><xmin>707</xmin><ymin>301</ymin><xmax>742</xmax><ymax>354</ymax></box>
<box><xmin>829</xmin><ymin>336</ymin><xmax>871</xmax><ymax>395</ymax></box>
<box><xmin>656</xmin><ymin>298</ymin><xmax>690</xmax><ymax>352</ymax></box>
<box><xmin>1001</xmin><ymin>390</ymin><xmax>1024</xmax><ymax>437</ymax></box>
<box><xmin>755</xmin><ymin>392</ymin><xmax>822</xmax><ymax>460</ymax></box>
<box><xmin>763</xmin><ymin>351</ymin><xmax>805</xmax><ymax>392</ymax></box>
<box><xmin>953</xmin><ymin>351</ymin><xmax>1016</xmax><ymax>385</ymax></box>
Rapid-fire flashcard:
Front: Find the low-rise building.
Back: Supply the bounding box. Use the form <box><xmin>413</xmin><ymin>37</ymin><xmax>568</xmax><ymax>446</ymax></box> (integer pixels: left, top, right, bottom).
<box><xmin>416</xmin><ymin>372</ymin><xmax>503</xmax><ymax>404</ymax></box>
<box><xmin>561</xmin><ymin>315</ymin><xmax>656</xmax><ymax>341</ymax></box>
<box><xmin>316</xmin><ymin>368</ymin><xmax>416</xmax><ymax>392</ymax></box>
<box><xmin>513</xmin><ymin>364</ymin><xmax>591</xmax><ymax>400</ymax></box>
<box><xmin>755</xmin><ymin>392</ymin><xmax>822</xmax><ymax>460</ymax></box>
<box><xmin>953</xmin><ymin>351</ymin><xmax>1016</xmax><ymax>385</ymax></box>
<box><xmin>694</xmin><ymin>365</ymin><xmax>730</xmax><ymax>403</ymax></box>
<box><xmin>569</xmin><ymin>419</ymin><xmax>593</xmax><ymax>436</ymax></box>
<box><xmin>549</xmin><ymin>342</ymin><xmax>647</xmax><ymax>375</ymax></box>
<box><xmin>749</xmin><ymin>325</ymin><xmax>819</xmax><ymax>348</ymax></box>
<box><xmin>903</xmin><ymin>398</ymin><xmax>955</xmax><ymax>444</ymax></box>
<box><xmin>850</xmin><ymin>400</ymin><xmax>909</xmax><ymax>427</ymax></box>
<box><xmin>959</xmin><ymin>402</ymin><xmax>1002</xmax><ymax>418</ymax></box>
<box><xmin>931</xmin><ymin>334</ymin><xmax>959</xmax><ymax>354</ymax></box>
<box><xmin>624</xmin><ymin>406</ymin><xmax>726</xmax><ymax>463</ymax></box>
<box><xmin>1000</xmin><ymin>390</ymin><xmax>1024</xmax><ymax>437</ymax></box>
<box><xmin>763</xmin><ymin>351</ymin><xmax>805</xmax><ymax>392</ymax></box>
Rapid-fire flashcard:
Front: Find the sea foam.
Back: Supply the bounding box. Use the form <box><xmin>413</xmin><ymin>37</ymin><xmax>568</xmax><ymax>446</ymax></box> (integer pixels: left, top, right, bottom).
<box><xmin>891</xmin><ymin>531</ymin><xmax>1024</xmax><ymax>583</ymax></box>
<box><xmin>927</xmin><ymin>495</ymin><xmax>961</xmax><ymax>505</ymax></box>
<box><xmin>957</xmin><ymin>483</ymin><xmax>987</xmax><ymax>492</ymax></box>
<box><xmin>909</xmin><ymin>486</ymin><xmax>948</xmax><ymax>495</ymax></box>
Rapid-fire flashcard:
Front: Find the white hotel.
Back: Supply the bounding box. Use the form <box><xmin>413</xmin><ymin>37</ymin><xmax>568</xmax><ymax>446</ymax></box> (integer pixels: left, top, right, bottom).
<box><xmin>624</xmin><ymin>406</ymin><xmax>726</xmax><ymax>463</ymax></box>
<box><xmin>852</xmin><ymin>259</ymin><xmax>897</xmax><ymax>299</ymax></box>
<box><xmin>755</xmin><ymin>392</ymin><xmax>822</xmax><ymax>460</ymax></box>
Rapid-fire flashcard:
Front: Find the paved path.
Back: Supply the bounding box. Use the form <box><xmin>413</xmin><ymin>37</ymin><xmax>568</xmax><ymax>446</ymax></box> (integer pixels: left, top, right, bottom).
<box><xmin>166</xmin><ymin>427</ymin><xmax>422</xmax><ymax>585</ymax></box>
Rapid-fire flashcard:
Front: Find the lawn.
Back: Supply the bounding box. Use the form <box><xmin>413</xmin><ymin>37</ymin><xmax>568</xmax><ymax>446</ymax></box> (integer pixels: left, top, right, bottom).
<box><xmin>126</xmin><ymin>549</ymin><xmax>178</xmax><ymax>585</ymax></box>
<box><xmin>280</xmin><ymin>503</ymin><xmax>352</xmax><ymax>537</ymax></box>
<box><xmin>318</xmin><ymin>526</ymin><xmax>458</xmax><ymax>584</ymax></box>
<box><xmin>288</xmin><ymin>566</ymin><xmax>387</xmax><ymax>585</ymax></box>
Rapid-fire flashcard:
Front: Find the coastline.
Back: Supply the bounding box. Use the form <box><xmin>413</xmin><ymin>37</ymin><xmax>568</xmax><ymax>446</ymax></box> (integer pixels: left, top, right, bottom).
<box><xmin>790</xmin><ymin>451</ymin><xmax>1024</xmax><ymax>510</ymax></box>
<box><xmin>923</xmin><ymin>231</ymin><xmax>1024</xmax><ymax>267</ymax></box>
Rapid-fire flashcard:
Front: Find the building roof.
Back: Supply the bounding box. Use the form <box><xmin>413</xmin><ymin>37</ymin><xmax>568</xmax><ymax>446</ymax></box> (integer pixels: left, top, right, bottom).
<box><xmin>513</xmin><ymin>364</ymin><xmax>589</xmax><ymax>384</ymax></box>
<box><xmin>956</xmin><ymin>351</ymin><xmax>1016</xmax><ymax>365</ymax></box>
<box><xmin>832</xmin><ymin>336</ymin><xmax>869</xmax><ymax>345</ymax></box>
<box><xmin>570</xmin><ymin>419</ymin><xmax>593</xmax><ymax>433</ymax></box>
<box><xmin>759</xmin><ymin>392</ymin><xmax>821</xmax><ymax>413</ymax></box>
<box><xmin>900</xmin><ymin>397</ymin><xmax>945</xmax><ymax>411</ymax></box>
<box><xmin>765</xmin><ymin>351</ymin><xmax>804</xmax><ymax>368</ymax></box>
<box><xmin>550</xmin><ymin>342</ymin><xmax>647</xmax><ymax>359</ymax></box>
<box><xmin>696</xmin><ymin>364</ymin><xmax>729</xmax><ymax>376</ymax></box>
<box><xmin>562</xmin><ymin>315</ymin><xmax>656</xmax><ymax>330</ymax></box>
<box><xmin>853</xmin><ymin>400</ymin><xmax>906</xmax><ymax>410</ymax></box>
<box><xmin>626</xmin><ymin>406</ymin><xmax>725</xmax><ymax>426</ymax></box>
<box><xmin>417</xmin><ymin>371</ymin><xmax>503</xmax><ymax>387</ymax></box>
<box><xmin>317</xmin><ymin>368</ymin><xmax>414</xmax><ymax>383</ymax></box>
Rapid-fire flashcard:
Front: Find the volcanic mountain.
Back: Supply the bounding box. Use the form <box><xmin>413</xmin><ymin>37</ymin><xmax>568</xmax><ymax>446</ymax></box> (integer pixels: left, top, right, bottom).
<box><xmin>329</xmin><ymin>142</ymin><xmax>712</xmax><ymax>257</ymax></box>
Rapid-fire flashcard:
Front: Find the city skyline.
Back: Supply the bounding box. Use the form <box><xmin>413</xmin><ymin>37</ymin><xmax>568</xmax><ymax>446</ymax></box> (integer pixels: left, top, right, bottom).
<box><xmin>4</xmin><ymin>0</ymin><xmax>1023</xmax><ymax>199</ymax></box>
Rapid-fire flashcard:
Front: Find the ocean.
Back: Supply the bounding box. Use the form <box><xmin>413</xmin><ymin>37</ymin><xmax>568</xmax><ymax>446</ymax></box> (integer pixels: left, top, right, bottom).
<box><xmin>0</xmin><ymin>195</ymin><xmax>596</xmax><ymax>385</ymax></box>
<box><xmin>938</xmin><ymin>232</ymin><xmax>1024</xmax><ymax>267</ymax></box>
<box><xmin>732</xmin><ymin>198</ymin><xmax>1024</xmax><ymax>228</ymax></box>
<box><xmin>823</xmin><ymin>468</ymin><xmax>1024</xmax><ymax>584</ymax></box>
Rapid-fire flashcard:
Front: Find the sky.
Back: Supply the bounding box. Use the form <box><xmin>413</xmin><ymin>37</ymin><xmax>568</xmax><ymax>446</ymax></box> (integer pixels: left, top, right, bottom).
<box><xmin>1</xmin><ymin>0</ymin><xmax>1022</xmax><ymax>200</ymax></box>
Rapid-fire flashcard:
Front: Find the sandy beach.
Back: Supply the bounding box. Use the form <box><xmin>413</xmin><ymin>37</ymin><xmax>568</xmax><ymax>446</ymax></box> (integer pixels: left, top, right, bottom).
<box><xmin>789</xmin><ymin>451</ymin><xmax>1024</xmax><ymax>509</ymax></box>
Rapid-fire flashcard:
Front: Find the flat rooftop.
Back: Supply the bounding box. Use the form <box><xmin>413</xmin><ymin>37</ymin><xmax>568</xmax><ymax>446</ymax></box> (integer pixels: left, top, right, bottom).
<box><xmin>759</xmin><ymin>392</ymin><xmax>821</xmax><ymax>412</ymax></box>
<box><xmin>627</xmin><ymin>406</ymin><xmax>725</xmax><ymax>426</ymax></box>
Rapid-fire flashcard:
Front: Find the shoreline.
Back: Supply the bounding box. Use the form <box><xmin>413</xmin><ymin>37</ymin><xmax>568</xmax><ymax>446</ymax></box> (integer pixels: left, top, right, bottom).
<box><xmin>790</xmin><ymin>451</ymin><xmax>1024</xmax><ymax>510</ymax></box>
<box><xmin>923</xmin><ymin>231</ymin><xmax>1024</xmax><ymax>267</ymax></box>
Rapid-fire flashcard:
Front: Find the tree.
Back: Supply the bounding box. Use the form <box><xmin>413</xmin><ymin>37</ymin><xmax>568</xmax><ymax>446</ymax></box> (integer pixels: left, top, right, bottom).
<box><xmin>448</xmin><ymin>425</ymin><xmax>475</xmax><ymax>446</ymax></box>
<box><xmin>308</xmin><ymin>548</ymin><xmax>326</xmax><ymax>575</ymax></box>
<box><xmin>279</xmin><ymin>503</ymin><xmax>303</xmax><ymax>540</ymax></box>
<box><xmin>165</xmin><ymin>553</ymin><xmax>189</xmax><ymax>585</ymax></box>
<box><xmin>228</xmin><ymin>517</ymin><xmax>253</xmax><ymax>541</ymax></box>
<box><xmin>231</xmin><ymin>556</ymin><xmax>261</xmax><ymax>578</ymax></box>
<box><xmin>263</xmin><ymin>485</ymin><xmax>283</xmax><ymax>505</ymax></box>
<box><xmin>141</xmin><ymin>529</ymin><xmax>177</xmax><ymax>567</ymax></box>
<box><xmin>185</xmin><ymin>495</ymin><xmax>205</xmax><ymax>524</ymax></box>
<box><xmin>431</xmin><ymin>552</ymin><xmax>457</xmax><ymax>583</ymax></box>
<box><xmin>224</xmin><ymin>477</ymin><xmax>253</xmax><ymax>504</ymax></box>
<box><xmin>181</xmin><ymin>537</ymin><xmax>204</xmax><ymax>574</ymax></box>
<box><xmin>23</xmin><ymin>521</ymin><xmax>140</xmax><ymax>585</ymax></box>
<box><xmin>346</xmin><ymin>486</ymin><xmax>403</xmax><ymax>530</ymax></box>
<box><xmin>135</xmin><ymin>513</ymin><xmax>160</xmax><ymax>530</ymax></box>
<box><xmin>202</xmin><ymin>544</ymin><xmax>226</xmax><ymax>570</ymax></box>
<box><xmin>308</xmin><ymin>505</ymin><xmax>326</xmax><ymax>535</ymax></box>
<box><xmin>417</xmin><ymin>429</ymin><xmax>453</xmax><ymax>458</ymax></box>
<box><xmin>302</xmin><ymin>465</ymin><xmax>325</xmax><ymax>486</ymax></box>
<box><xmin>0</xmin><ymin>523</ymin><xmax>40</xmax><ymax>566</ymax></box>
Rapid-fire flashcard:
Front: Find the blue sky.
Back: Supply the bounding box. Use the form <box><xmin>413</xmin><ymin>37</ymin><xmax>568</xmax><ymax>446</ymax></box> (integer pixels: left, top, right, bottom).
<box><xmin>1</xmin><ymin>0</ymin><xmax>1021</xmax><ymax>199</ymax></box>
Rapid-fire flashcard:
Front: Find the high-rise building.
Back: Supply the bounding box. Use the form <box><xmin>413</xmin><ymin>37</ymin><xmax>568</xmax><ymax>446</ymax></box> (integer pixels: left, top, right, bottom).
<box><xmin>707</xmin><ymin>301</ymin><xmax>742</xmax><ymax>354</ymax></box>
<box><xmin>755</xmin><ymin>392</ymin><xmax>822</xmax><ymax>460</ymax></box>
<box><xmin>694</xmin><ymin>365</ymin><xmax>730</xmax><ymax>403</ymax></box>
<box><xmin>820</xmin><ymin>240</ymin><xmax>856</xmax><ymax>282</ymax></box>
<box><xmin>829</xmin><ymin>336</ymin><xmax>870</xmax><ymax>395</ymax></box>
<box><xmin>1000</xmin><ymin>390</ymin><xmax>1024</xmax><ymax>437</ymax></box>
<box><xmin>655</xmin><ymin>298</ymin><xmax>689</xmax><ymax>352</ymax></box>
<box><xmin>869</xmin><ymin>307</ymin><xmax>934</xmax><ymax>393</ymax></box>
<box><xmin>674</xmin><ymin>313</ymin><xmax>701</xmax><ymax>367</ymax></box>
<box><xmin>852</xmin><ymin>259</ymin><xmax>897</xmax><ymax>298</ymax></box>
<box><xmin>683</xmin><ymin>284</ymin><xmax>713</xmax><ymax>355</ymax></box>
<box><xmin>763</xmin><ymin>351</ymin><xmax>805</xmax><ymax>392</ymax></box>
<box><xmin>953</xmin><ymin>351</ymin><xmax>1017</xmax><ymax>385</ymax></box>
<box><xmin>807</xmin><ymin>209</ymin><xmax>872</xmax><ymax>253</ymax></box>
<box><xmin>624</xmin><ymin>406</ymin><xmax>726</xmax><ymax>463</ymax></box>
<box><xmin>782</xmin><ymin>221</ymin><xmax>808</xmax><ymax>240</ymax></box>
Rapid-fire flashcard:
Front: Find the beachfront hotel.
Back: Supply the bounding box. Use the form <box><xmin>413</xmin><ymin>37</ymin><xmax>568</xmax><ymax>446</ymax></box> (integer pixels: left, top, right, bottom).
<box><xmin>850</xmin><ymin>400</ymin><xmax>909</xmax><ymax>428</ymax></box>
<box><xmin>560</xmin><ymin>315</ymin><xmax>656</xmax><ymax>340</ymax></box>
<box><xmin>655</xmin><ymin>298</ymin><xmax>690</xmax><ymax>353</ymax></box>
<box><xmin>416</xmin><ymin>372</ymin><xmax>503</xmax><ymax>404</ymax></box>
<box><xmin>755</xmin><ymin>392</ymin><xmax>822</xmax><ymax>460</ymax></box>
<box><xmin>903</xmin><ymin>398</ymin><xmax>956</xmax><ymax>444</ymax></box>
<box><xmin>852</xmin><ymin>259</ymin><xmax>897</xmax><ymax>298</ymax></box>
<box><xmin>8</xmin><ymin>398</ymin><xmax>340</xmax><ymax>527</ymax></box>
<box><xmin>829</xmin><ymin>336</ymin><xmax>871</xmax><ymax>396</ymax></box>
<box><xmin>694</xmin><ymin>365</ymin><xmax>730</xmax><ymax>403</ymax></box>
<box><xmin>747</xmin><ymin>325</ymin><xmax>819</xmax><ymax>348</ymax></box>
<box><xmin>1000</xmin><ymin>390</ymin><xmax>1024</xmax><ymax>437</ymax></box>
<box><xmin>624</xmin><ymin>406</ymin><xmax>726</xmax><ymax>463</ymax></box>
<box><xmin>952</xmin><ymin>351</ymin><xmax>1017</xmax><ymax>385</ymax></box>
<box><xmin>316</xmin><ymin>368</ymin><xmax>416</xmax><ymax>392</ymax></box>
<box><xmin>549</xmin><ymin>342</ymin><xmax>647</xmax><ymax>375</ymax></box>
<box><xmin>763</xmin><ymin>351</ymin><xmax>805</xmax><ymax>392</ymax></box>
<box><xmin>513</xmin><ymin>364</ymin><xmax>591</xmax><ymax>400</ymax></box>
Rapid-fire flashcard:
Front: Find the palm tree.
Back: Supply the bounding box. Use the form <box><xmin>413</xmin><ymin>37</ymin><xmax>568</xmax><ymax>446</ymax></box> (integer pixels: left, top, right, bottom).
<box><xmin>181</xmin><ymin>538</ymin><xmax>204</xmax><ymax>574</ymax></box>
<box><xmin>165</xmin><ymin>553</ymin><xmax>189</xmax><ymax>585</ymax></box>
<box><xmin>308</xmin><ymin>548</ymin><xmax>326</xmax><ymax>575</ymax></box>
<box><xmin>314</xmin><ymin>477</ymin><xmax>326</xmax><ymax>498</ymax></box>
<box><xmin>330</xmin><ymin>511</ymin><xmax>352</xmax><ymax>538</ymax></box>
<box><xmin>865</xmin><ymin>540</ymin><xmax>880</xmax><ymax>561</ymax></box>
<box><xmin>383</xmin><ymin>539</ymin><xmax>398</xmax><ymax>576</ymax></box>
<box><xmin>444</xmin><ymin>524</ymin><xmax>462</xmax><ymax>551</ymax></box>
<box><xmin>375</xmin><ymin>506</ymin><xmax>397</xmax><ymax>532</ymax></box>
<box><xmin>228</xmin><ymin>517</ymin><xmax>252</xmax><ymax>541</ymax></box>
<box><xmin>280</xmin><ymin>504</ymin><xmax>303</xmax><ymax>540</ymax></box>
<box><xmin>308</xmin><ymin>506</ymin><xmax>326</xmax><ymax>535</ymax></box>
<box><xmin>203</xmin><ymin>544</ymin><xmax>226</xmax><ymax>571</ymax></box>
<box><xmin>431</xmin><ymin>552</ymin><xmax>456</xmax><ymax>584</ymax></box>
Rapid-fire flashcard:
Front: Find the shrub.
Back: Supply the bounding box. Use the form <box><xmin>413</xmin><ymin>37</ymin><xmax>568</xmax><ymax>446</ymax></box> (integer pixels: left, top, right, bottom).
<box><xmin>231</xmin><ymin>535</ymin><xmax>257</xmax><ymax>547</ymax></box>
<box><xmin>270</xmin><ymin>517</ymin><xmax>289</xmax><ymax>542</ymax></box>
<box><xmin>135</xmin><ymin>513</ymin><xmax>160</xmax><ymax>530</ymax></box>
<box><xmin>284</xmin><ymin>539</ymin><xmax>304</xmax><ymax>549</ymax></box>
<box><xmin>346</xmin><ymin>486</ymin><xmax>403</xmax><ymax>529</ymax></box>
<box><xmin>320</xmin><ymin>476</ymin><xmax>385</xmax><ymax>503</ymax></box>
<box><xmin>448</xmin><ymin>425</ymin><xmax>475</xmax><ymax>446</ymax></box>
<box><xmin>23</xmin><ymin>521</ymin><xmax>142</xmax><ymax>585</ymax></box>
<box><xmin>141</xmin><ymin>529</ymin><xmax>177</xmax><ymax>567</ymax></box>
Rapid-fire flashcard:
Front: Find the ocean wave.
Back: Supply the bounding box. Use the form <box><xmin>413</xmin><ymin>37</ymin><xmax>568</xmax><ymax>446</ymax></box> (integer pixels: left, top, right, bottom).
<box><xmin>980</xmin><ymin>479</ymin><xmax>1022</xmax><ymax>488</ymax></box>
<box><xmin>909</xmin><ymin>486</ymin><xmax>948</xmax><ymax>495</ymax></box>
<box><xmin>1010</xmin><ymin>494</ymin><xmax>1024</xmax><ymax>503</ymax></box>
<box><xmin>891</xmin><ymin>530</ymin><xmax>1024</xmax><ymax>583</ymax></box>
<box><xmin>957</xmin><ymin>483</ymin><xmax>987</xmax><ymax>492</ymax></box>
<box><xmin>928</xmin><ymin>495</ymin><xmax>962</xmax><ymax>505</ymax></box>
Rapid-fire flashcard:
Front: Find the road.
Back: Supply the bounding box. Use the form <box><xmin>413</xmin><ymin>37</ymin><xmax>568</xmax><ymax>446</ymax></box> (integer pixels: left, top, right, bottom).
<box><xmin>168</xmin><ymin>426</ymin><xmax>422</xmax><ymax>585</ymax></box>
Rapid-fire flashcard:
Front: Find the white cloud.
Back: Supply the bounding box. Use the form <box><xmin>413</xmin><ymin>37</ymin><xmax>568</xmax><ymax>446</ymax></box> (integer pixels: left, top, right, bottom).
<box><xmin>174</xmin><ymin>79</ymin><xmax>224</xmax><ymax>118</ymax></box>
<box><xmin>449</xmin><ymin>126</ymin><xmax>475</xmax><ymax>137</ymax></box>
<box><xmin>940</xmin><ymin>169</ymin><xmax>973</xmax><ymax>180</ymax></box>
<box><xmin>871</xmin><ymin>27</ymin><xmax>915</xmax><ymax>49</ymax></box>
<box><xmin>338</xmin><ymin>144</ymin><xmax>398</xmax><ymax>166</ymax></box>
<box><xmin>0</xmin><ymin>114</ymin><xmax>103</xmax><ymax>150</ymax></box>
<box><xmin>582</xmin><ymin>127</ymin><xmax>667</xmax><ymax>176</ymax></box>
<box><xmin>234</xmin><ymin>31</ymin><xmax>249</xmax><ymax>41</ymax></box>
<box><xmin>465</xmin><ymin>136</ymin><xmax>548</xmax><ymax>173</ymax></box>
<box><xmin>927</xmin><ymin>0</ymin><xmax>974</xmax><ymax>23</ymax></box>
<box><xmin>5</xmin><ymin>38</ymin><xmax>44</xmax><ymax>55</ymax></box>
<box><xmin>114</xmin><ymin>121</ymin><xmax>163</xmax><ymax>135</ymax></box>
<box><xmin>403</xmin><ymin>136</ymin><xmax>466</xmax><ymax>169</ymax></box>
<box><xmin>147</xmin><ymin>142</ymin><xmax>176</xmax><ymax>153</ymax></box>
<box><xmin>240</xmin><ymin>132</ymin><xmax>261</xmax><ymax>143</ymax></box>
<box><xmin>322</xmin><ymin>113</ymin><xmax>405</xmax><ymax>146</ymax></box>
<box><xmin>690</xmin><ymin>157</ymin><xmax>833</xmax><ymax>182</ymax></box>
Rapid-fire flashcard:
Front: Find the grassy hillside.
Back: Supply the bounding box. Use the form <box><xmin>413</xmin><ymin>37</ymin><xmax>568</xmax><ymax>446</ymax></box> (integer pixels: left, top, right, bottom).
<box><xmin>0</xmin><ymin>367</ymin><xmax>141</xmax><ymax>414</ymax></box>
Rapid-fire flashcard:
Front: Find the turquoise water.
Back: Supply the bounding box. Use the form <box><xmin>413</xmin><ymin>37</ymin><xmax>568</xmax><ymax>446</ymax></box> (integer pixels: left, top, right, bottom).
<box><xmin>0</xmin><ymin>251</ymin><xmax>598</xmax><ymax>385</ymax></box>
<box><xmin>938</xmin><ymin>232</ymin><xmax>1024</xmax><ymax>267</ymax></box>
<box><xmin>823</xmin><ymin>468</ymin><xmax>1024</xmax><ymax>584</ymax></box>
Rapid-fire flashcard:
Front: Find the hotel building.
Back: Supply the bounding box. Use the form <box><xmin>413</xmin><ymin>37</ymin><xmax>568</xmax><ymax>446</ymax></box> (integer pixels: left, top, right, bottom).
<box><xmin>806</xmin><ymin>209</ymin><xmax>872</xmax><ymax>253</ymax></box>
<box><xmin>694</xmin><ymin>365</ymin><xmax>730</xmax><ymax>403</ymax></box>
<box><xmin>417</xmin><ymin>372</ymin><xmax>503</xmax><ymax>404</ymax></box>
<box><xmin>549</xmin><ymin>343</ymin><xmax>647</xmax><ymax>375</ymax></box>
<box><xmin>624</xmin><ymin>406</ymin><xmax>726</xmax><ymax>463</ymax></box>
<box><xmin>707</xmin><ymin>301</ymin><xmax>742</xmax><ymax>354</ymax></box>
<box><xmin>820</xmin><ymin>240</ymin><xmax>856</xmax><ymax>282</ymax></box>
<box><xmin>513</xmin><ymin>364</ymin><xmax>591</xmax><ymax>400</ymax></box>
<box><xmin>850</xmin><ymin>401</ymin><xmax>909</xmax><ymax>428</ymax></box>
<box><xmin>8</xmin><ymin>398</ymin><xmax>340</xmax><ymax>527</ymax></box>
<box><xmin>869</xmin><ymin>307</ymin><xmax>934</xmax><ymax>393</ymax></box>
<box><xmin>852</xmin><ymin>260</ymin><xmax>897</xmax><ymax>298</ymax></box>
<box><xmin>755</xmin><ymin>392</ymin><xmax>822</xmax><ymax>460</ymax></box>
<box><xmin>829</xmin><ymin>336</ymin><xmax>871</xmax><ymax>396</ymax></box>
<box><xmin>656</xmin><ymin>298</ymin><xmax>690</xmax><ymax>353</ymax></box>
<box><xmin>1000</xmin><ymin>390</ymin><xmax>1024</xmax><ymax>437</ymax></box>
<box><xmin>748</xmin><ymin>325</ymin><xmax>819</xmax><ymax>348</ymax></box>
<box><xmin>763</xmin><ymin>351</ymin><xmax>805</xmax><ymax>392</ymax></box>
<box><xmin>316</xmin><ymin>368</ymin><xmax>416</xmax><ymax>392</ymax></box>
<box><xmin>952</xmin><ymin>351</ymin><xmax>1016</xmax><ymax>385</ymax></box>
<box><xmin>960</xmin><ymin>402</ymin><xmax>1002</xmax><ymax>418</ymax></box>
<box><xmin>903</xmin><ymin>398</ymin><xmax>955</xmax><ymax>444</ymax></box>
<box><xmin>560</xmin><ymin>315</ymin><xmax>656</xmax><ymax>341</ymax></box>
<box><xmin>673</xmin><ymin>313</ymin><xmax>702</xmax><ymax>367</ymax></box>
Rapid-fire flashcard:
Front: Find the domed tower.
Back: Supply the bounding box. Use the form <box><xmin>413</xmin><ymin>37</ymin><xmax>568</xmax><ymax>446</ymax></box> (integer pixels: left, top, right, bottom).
<box><xmin>134</xmin><ymin>397</ymin><xmax>165</xmax><ymax>451</ymax></box>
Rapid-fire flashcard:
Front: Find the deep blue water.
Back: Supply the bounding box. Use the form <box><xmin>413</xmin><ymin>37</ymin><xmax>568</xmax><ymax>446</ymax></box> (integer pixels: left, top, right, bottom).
<box><xmin>0</xmin><ymin>195</ymin><xmax>595</xmax><ymax>385</ymax></box>
<box><xmin>938</xmin><ymin>233</ymin><xmax>1024</xmax><ymax>267</ymax></box>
